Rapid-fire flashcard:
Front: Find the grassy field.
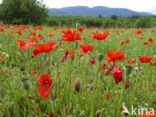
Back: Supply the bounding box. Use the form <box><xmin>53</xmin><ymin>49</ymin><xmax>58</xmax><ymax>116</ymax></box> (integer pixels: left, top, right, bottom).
<box><xmin>0</xmin><ymin>24</ymin><xmax>156</xmax><ymax>117</ymax></box>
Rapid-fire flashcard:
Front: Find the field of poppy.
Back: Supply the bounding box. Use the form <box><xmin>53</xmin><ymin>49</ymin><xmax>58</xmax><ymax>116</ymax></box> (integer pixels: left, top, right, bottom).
<box><xmin>0</xmin><ymin>24</ymin><xmax>155</xmax><ymax>117</ymax></box>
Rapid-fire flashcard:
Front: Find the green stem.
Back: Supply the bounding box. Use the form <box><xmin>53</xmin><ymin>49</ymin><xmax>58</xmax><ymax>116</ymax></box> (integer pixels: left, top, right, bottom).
<box><xmin>2</xmin><ymin>75</ymin><xmax>21</xmax><ymax>116</ymax></box>
<box><xmin>116</xmin><ymin>77</ymin><xmax>128</xmax><ymax>117</ymax></box>
<box><xmin>90</xmin><ymin>61</ymin><xmax>101</xmax><ymax>117</ymax></box>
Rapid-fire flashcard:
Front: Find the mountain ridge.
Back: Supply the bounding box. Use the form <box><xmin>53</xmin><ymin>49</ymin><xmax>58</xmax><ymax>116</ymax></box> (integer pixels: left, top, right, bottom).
<box><xmin>48</xmin><ymin>6</ymin><xmax>153</xmax><ymax>17</ymax></box>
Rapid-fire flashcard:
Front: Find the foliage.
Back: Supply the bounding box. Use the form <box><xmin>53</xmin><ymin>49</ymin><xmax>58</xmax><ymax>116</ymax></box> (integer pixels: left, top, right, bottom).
<box><xmin>47</xmin><ymin>15</ymin><xmax>156</xmax><ymax>28</ymax></box>
<box><xmin>0</xmin><ymin>24</ymin><xmax>155</xmax><ymax>116</ymax></box>
<box><xmin>0</xmin><ymin>0</ymin><xmax>48</xmax><ymax>25</ymax></box>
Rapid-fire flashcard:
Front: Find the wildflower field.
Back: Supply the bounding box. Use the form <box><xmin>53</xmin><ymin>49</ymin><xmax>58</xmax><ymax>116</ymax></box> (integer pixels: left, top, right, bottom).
<box><xmin>0</xmin><ymin>24</ymin><xmax>156</xmax><ymax>117</ymax></box>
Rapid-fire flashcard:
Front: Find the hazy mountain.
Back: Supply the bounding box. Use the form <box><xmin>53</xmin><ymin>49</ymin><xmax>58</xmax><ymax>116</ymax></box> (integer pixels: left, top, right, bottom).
<box><xmin>49</xmin><ymin>6</ymin><xmax>153</xmax><ymax>17</ymax></box>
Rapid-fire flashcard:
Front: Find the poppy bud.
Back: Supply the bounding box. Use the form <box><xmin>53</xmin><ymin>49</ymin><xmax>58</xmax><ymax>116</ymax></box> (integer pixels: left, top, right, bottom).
<box><xmin>76</xmin><ymin>23</ymin><xmax>80</xmax><ymax>29</ymax></box>
<box><xmin>20</xmin><ymin>67</ymin><xmax>25</xmax><ymax>72</ymax></box>
<box><xmin>75</xmin><ymin>41</ymin><xmax>78</xmax><ymax>49</ymax></box>
<box><xmin>22</xmin><ymin>78</ymin><xmax>30</xmax><ymax>91</ymax></box>
<box><xmin>125</xmin><ymin>81</ymin><xmax>129</xmax><ymax>89</ymax></box>
<box><xmin>49</xmin><ymin>112</ymin><xmax>53</xmax><ymax>117</ymax></box>
<box><xmin>31</xmin><ymin>55</ymin><xmax>34</xmax><ymax>59</ymax></box>
<box><xmin>91</xmin><ymin>86</ymin><xmax>94</xmax><ymax>91</ymax></box>
<box><xmin>59</xmin><ymin>40</ymin><xmax>62</xmax><ymax>46</ymax></box>
<box><xmin>74</xmin><ymin>78</ymin><xmax>81</xmax><ymax>92</ymax></box>
<box><xmin>125</xmin><ymin>66</ymin><xmax>132</xmax><ymax>76</ymax></box>
<box><xmin>98</xmin><ymin>52</ymin><xmax>104</xmax><ymax>62</ymax></box>
<box><xmin>137</xmin><ymin>62</ymin><xmax>141</xmax><ymax>67</ymax></box>
<box><xmin>96</xmin><ymin>110</ymin><xmax>101</xmax><ymax>117</ymax></box>
<box><xmin>99</xmin><ymin>72</ymin><xmax>104</xmax><ymax>80</ymax></box>
<box><xmin>0</xmin><ymin>44</ymin><xmax>1</xmax><ymax>51</ymax></box>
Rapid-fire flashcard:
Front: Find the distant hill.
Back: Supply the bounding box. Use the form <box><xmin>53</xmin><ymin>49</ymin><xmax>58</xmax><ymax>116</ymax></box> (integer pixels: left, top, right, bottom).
<box><xmin>48</xmin><ymin>6</ymin><xmax>153</xmax><ymax>17</ymax></box>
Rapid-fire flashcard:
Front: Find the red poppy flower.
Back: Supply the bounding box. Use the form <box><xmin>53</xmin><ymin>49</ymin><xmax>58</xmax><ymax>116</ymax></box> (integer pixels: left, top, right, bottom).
<box><xmin>125</xmin><ymin>81</ymin><xmax>129</xmax><ymax>89</ymax></box>
<box><xmin>47</xmin><ymin>33</ymin><xmax>54</xmax><ymax>37</ymax></box>
<box><xmin>28</xmin><ymin>36</ymin><xmax>36</xmax><ymax>42</ymax></box>
<box><xmin>49</xmin><ymin>112</ymin><xmax>53</xmax><ymax>117</ymax></box>
<box><xmin>91</xmin><ymin>30</ymin><xmax>110</xmax><ymax>40</ymax></box>
<box><xmin>105</xmin><ymin>70</ymin><xmax>111</xmax><ymax>76</ymax></box>
<box><xmin>15</xmin><ymin>31</ymin><xmax>22</xmax><ymax>36</ymax></box>
<box><xmin>127</xmin><ymin>59</ymin><xmax>136</xmax><ymax>63</ymax></box>
<box><xmin>139</xmin><ymin>56</ymin><xmax>153</xmax><ymax>63</ymax></box>
<box><xmin>33</xmin><ymin>42</ymin><xmax>57</xmax><ymax>56</ymax></box>
<box><xmin>100</xmin><ymin>64</ymin><xmax>106</xmax><ymax>71</ymax></box>
<box><xmin>62</xmin><ymin>29</ymin><xmax>84</xmax><ymax>42</ymax></box>
<box><xmin>136</xmin><ymin>29</ymin><xmax>143</xmax><ymax>35</ymax></box>
<box><xmin>0</xmin><ymin>28</ymin><xmax>4</xmax><ymax>32</ymax></box>
<box><xmin>103</xmin><ymin>58</ymin><xmax>116</xmax><ymax>64</ymax></box>
<box><xmin>113</xmin><ymin>66</ymin><xmax>123</xmax><ymax>83</ymax></box>
<box><xmin>38</xmin><ymin>26</ymin><xmax>43</xmax><ymax>30</ymax></box>
<box><xmin>148</xmin><ymin>38</ymin><xmax>153</xmax><ymax>43</ymax></box>
<box><xmin>144</xmin><ymin>42</ymin><xmax>150</xmax><ymax>46</ymax></box>
<box><xmin>107</xmin><ymin>50</ymin><xmax>125</xmax><ymax>62</ymax></box>
<box><xmin>80</xmin><ymin>54</ymin><xmax>84</xmax><ymax>57</ymax></box>
<box><xmin>90</xmin><ymin>58</ymin><xmax>97</xmax><ymax>64</ymax></box>
<box><xmin>121</xmin><ymin>40</ymin><xmax>129</xmax><ymax>46</ymax></box>
<box><xmin>120</xmin><ymin>41</ymin><xmax>125</xmax><ymax>46</ymax></box>
<box><xmin>154</xmin><ymin>62</ymin><xmax>156</xmax><ymax>66</ymax></box>
<box><xmin>137</xmin><ymin>37</ymin><xmax>144</xmax><ymax>39</ymax></box>
<box><xmin>39</xmin><ymin>36</ymin><xmax>44</xmax><ymax>40</ymax></box>
<box><xmin>78</xmin><ymin>27</ymin><xmax>84</xmax><ymax>32</ymax></box>
<box><xmin>37</xmin><ymin>34</ymin><xmax>44</xmax><ymax>40</ymax></box>
<box><xmin>16</xmin><ymin>39</ymin><xmax>37</xmax><ymax>49</ymax></box>
<box><xmin>31</xmin><ymin>70</ymin><xmax>38</xmax><ymax>76</ymax></box>
<box><xmin>61</xmin><ymin>49</ymin><xmax>75</xmax><ymax>62</ymax></box>
<box><xmin>36</xmin><ymin>74</ymin><xmax>52</xmax><ymax>99</ymax></box>
<box><xmin>38</xmin><ymin>34</ymin><xmax>42</xmax><ymax>37</ymax></box>
<box><xmin>106</xmin><ymin>93</ymin><xmax>111</xmax><ymax>99</ymax></box>
<box><xmin>125</xmin><ymin>40</ymin><xmax>129</xmax><ymax>44</ymax></box>
<box><xmin>0</xmin><ymin>54</ymin><xmax>4</xmax><ymax>60</ymax></box>
<box><xmin>80</xmin><ymin>44</ymin><xmax>94</xmax><ymax>54</ymax></box>
<box><xmin>30</xmin><ymin>32</ymin><xmax>36</xmax><ymax>36</ymax></box>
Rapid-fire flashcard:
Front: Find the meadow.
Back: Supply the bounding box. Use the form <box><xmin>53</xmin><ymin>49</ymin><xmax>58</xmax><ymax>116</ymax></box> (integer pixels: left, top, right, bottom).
<box><xmin>0</xmin><ymin>24</ymin><xmax>156</xmax><ymax>117</ymax></box>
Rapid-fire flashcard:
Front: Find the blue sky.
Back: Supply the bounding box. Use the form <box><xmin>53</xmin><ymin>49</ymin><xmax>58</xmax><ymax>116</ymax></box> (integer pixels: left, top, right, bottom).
<box><xmin>0</xmin><ymin>0</ymin><xmax>156</xmax><ymax>14</ymax></box>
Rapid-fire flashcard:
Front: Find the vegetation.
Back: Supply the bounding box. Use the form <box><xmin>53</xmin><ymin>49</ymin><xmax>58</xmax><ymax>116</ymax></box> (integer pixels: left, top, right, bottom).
<box><xmin>0</xmin><ymin>1</ymin><xmax>155</xmax><ymax>116</ymax></box>
<box><xmin>0</xmin><ymin>24</ymin><xmax>155</xmax><ymax>117</ymax></box>
<box><xmin>0</xmin><ymin>0</ymin><xmax>48</xmax><ymax>25</ymax></box>
<box><xmin>47</xmin><ymin>15</ymin><xmax>156</xmax><ymax>28</ymax></box>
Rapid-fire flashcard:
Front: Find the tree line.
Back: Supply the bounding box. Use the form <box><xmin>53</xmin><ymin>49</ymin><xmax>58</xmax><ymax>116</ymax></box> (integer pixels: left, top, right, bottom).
<box><xmin>47</xmin><ymin>15</ymin><xmax>156</xmax><ymax>28</ymax></box>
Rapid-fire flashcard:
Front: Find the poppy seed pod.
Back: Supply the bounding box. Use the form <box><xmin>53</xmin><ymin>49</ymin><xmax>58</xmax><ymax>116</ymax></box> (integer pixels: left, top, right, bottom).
<box><xmin>98</xmin><ymin>52</ymin><xmax>104</xmax><ymax>62</ymax></box>
<box><xmin>74</xmin><ymin>78</ymin><xmax>81</xmax><ymax>92</ymax></box>
<box><xmin>125</xmin><ymin>66</ymin><xmax>132</xmax><ymax>76</ymax></box>
<box><xmin>75</xmin><ymin>41</ymin><xmax>78</xmax><ymax>49</ymax></box>
<box><xmin>96</xmin><ymin>110</ymin><xmax>101</xmax><ymax>117</ymax></box>
<box><xmin>22</xmin><ymin>78</ymin><xmax>30</xmax><ymax>91</ymax></box>
<box><xmin>137</xmin><ymin>62</ymin><xmax>141</xmax><ymax>67</ymax></box>
<box><xmin>99</xmin><ymin>72</ymin><xmax>104</xmax><ymax>80</ymax></box>
<box><xmin>59</xmin><ymin>40</ymin><xmax>62</xmax><ymax>46</ymax></box>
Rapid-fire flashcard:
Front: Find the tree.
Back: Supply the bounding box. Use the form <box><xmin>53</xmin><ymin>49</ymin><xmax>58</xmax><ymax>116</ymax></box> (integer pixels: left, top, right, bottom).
<box><xmin>111</xmin><ymin>15</ymin><xmax>118</xmax><ymax>20</ymax></box>
<box><xmin>134</xmin><ymin>16</ymin><xmax>150</xmax><ymax>28</ymax></box>
<box><xmin>0</xmin><ymin>0</ymin><xmax>48</xmax><ymax>25</ymax></box>
<box><xmin>98</xmin><ymin>14</ymin><xmax>102</xmax><ymax>18</ymax></box>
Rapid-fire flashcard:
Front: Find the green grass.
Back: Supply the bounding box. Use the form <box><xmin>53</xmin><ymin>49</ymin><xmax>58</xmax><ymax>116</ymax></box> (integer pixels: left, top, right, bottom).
<box><xmin>0</xmin><ymin>25</ymin><xmax>155</xmax><ymax>117</ymax></box>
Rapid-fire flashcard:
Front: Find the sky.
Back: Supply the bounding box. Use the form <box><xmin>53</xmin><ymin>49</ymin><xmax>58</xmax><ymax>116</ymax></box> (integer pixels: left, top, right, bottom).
<box><xmin>0</xmin><ymin>0</ymin><xmax>156</xmax><ymax>14</ymax></box>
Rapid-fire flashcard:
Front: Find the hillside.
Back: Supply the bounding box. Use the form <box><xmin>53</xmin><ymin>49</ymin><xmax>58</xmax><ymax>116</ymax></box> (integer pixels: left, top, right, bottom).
<box><xmin>49</xmin><ymin>6</ymin><xmax>153</xmax><ymax>17</ymax></box>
